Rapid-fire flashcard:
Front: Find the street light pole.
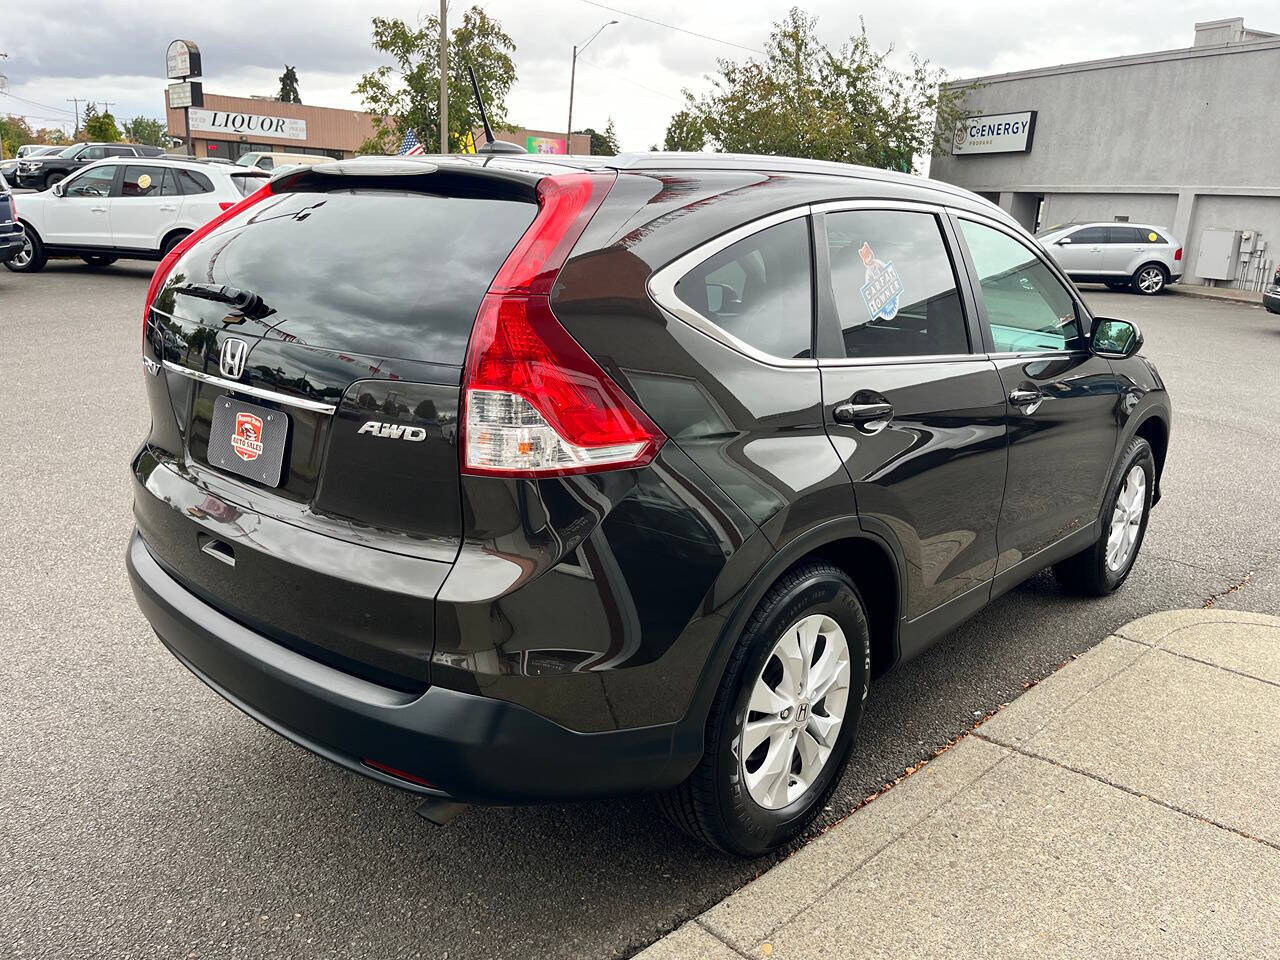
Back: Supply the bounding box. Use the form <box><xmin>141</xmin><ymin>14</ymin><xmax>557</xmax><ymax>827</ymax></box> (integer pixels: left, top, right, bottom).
<box><xmin>566</xmin><ymin>20</ymin><xmax>617</xmax><ymax>155</ymax></box>
<box><xmin>439</xmin><ymin>0</ymin><xmax>449</xmax><ymax>154</ymax></box>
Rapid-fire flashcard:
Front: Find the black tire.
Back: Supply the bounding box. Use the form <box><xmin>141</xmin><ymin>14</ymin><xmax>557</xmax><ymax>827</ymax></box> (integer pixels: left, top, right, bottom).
<box><xmin>3</xmin><ymin>228</ymin><xmax>46</xmax><ymax>272</ymax></box>
<box><xmin>43</xmin><ymin>172</ymin><xmax>66</xmax><ymax>191</ymax></box>
<box><xmin>1132</xmin><ymin>263</ymin><xmax>1168</xmax><ymax>296</ymax></box>
<box><xmin>658</xmin><ymin>561</ymin><xmax>871</xmax><ymax>856</ymax></box>
<box><xmin>80</xmin><ymin>254</ymin><xmax>118</xmax><ymax>267</ymax></box>
<box><xmin>1054</xmin><ymin>436</ymin><xmax>1155</xmax><ymax>596</ymax></box>
<box><xmin>160</xmin><ymin>231</ymin><xmax>190</xmax><ymax>256</ymax></box>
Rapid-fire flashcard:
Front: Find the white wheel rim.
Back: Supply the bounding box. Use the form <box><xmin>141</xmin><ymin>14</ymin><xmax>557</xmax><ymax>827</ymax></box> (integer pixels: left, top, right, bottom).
<box><xmin>1138</xmin><ymin>268</ymin><xmax>1163</xmax><ymax>293</ymax></box>
<box><xmin>1106</xmin><ymin>465</ymin><xmax>1147</xmax><ymax>572</ymax></box>
<box><xmin>740</xmin><ymin>613</ymin><xmax>851</xmax><ymax>810</ymax></box>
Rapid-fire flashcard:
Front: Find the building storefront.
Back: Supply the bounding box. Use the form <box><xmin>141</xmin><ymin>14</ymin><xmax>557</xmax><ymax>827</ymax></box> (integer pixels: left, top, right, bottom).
<box><xmin>931</xmin><ymin>17</ymin><xmax>1280</xmax><ymax>288</ymax></box>
<box><xmin>165</xmin><ymin>93</ymin><xmax>379</xmax><ymax>162</ymax></box>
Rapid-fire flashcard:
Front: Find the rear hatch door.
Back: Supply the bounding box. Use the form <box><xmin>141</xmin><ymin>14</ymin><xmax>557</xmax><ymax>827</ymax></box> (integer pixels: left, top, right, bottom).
<box><xmin>139</xmin><ymin>162</ymin><xmax>540</xmax><ymax>689</ymax></box>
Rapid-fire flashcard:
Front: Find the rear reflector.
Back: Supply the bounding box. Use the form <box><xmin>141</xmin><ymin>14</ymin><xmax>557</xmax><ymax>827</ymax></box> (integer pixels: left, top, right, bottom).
<box><xmin>218</xmin><ymin>201</ymin><xmax>236</xmax><ymax>212</ymax></box>
<box><xmin>461</xmin><ymin>172</ymin><xmax>665</xmax><ymax>478</ymax></box>
<box><xmin>362</xmin><ymin>758</ymin><xmax>435</xmax><ymax>787</ymax></box>
<box><xmin>142</xmin><ymin>181</ymin><xmax>275</xmax><ymax>347</ymax></box>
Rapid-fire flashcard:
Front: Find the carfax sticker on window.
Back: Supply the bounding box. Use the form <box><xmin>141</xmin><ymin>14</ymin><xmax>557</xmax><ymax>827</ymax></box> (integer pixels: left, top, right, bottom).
<box><xmin>858</xmin><ymin>242</ymin><xmax>903</xmax><ymax>323</ymax></box>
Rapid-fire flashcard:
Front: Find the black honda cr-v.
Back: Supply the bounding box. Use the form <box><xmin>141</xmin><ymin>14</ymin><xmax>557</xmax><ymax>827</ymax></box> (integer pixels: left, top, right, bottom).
<box><xmin>128</xmin><ymin>153</ymin><xmax>1170</xmax><ymax>856</ymax></box>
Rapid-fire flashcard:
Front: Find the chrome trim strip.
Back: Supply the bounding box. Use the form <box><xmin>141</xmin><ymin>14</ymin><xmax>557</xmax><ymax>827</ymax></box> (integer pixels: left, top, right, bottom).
<box><xmin>647</xmin><ymin>206</ymin><xmax>819</xmax><ymax>369</ymax></box>
<box><xmin>819</xmin><ymin>352</ymin><xmax>983</xmax><ymax>367</ymax></box>
<box><xmin>810</xmin><ymin>198</ymin><xmax>948</xmax><ymax>216</ymax></box>
<box><xmin>161</xmin><ymin>360</ymin><xmax>338</xmax><ymax>414</ymax></box>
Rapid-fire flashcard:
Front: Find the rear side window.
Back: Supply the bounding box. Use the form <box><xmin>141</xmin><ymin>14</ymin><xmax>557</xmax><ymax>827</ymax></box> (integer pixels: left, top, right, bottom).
<box><xmin>229</xmin><ymin>174</ymin><xmax>268</xmax><ymax>197</ymax></box>
<box><xmin>824</xmin><ymin>209</ymin><xmax>968</xmax><ymax>358</ymax></box>
<box><xmin>960</xmin><ymin>219</ymin><xmax>1083</xmax><ymax>353</ymax></box>
<box><xmin>674</xmin><ymin>217</ymin><xmax>813</xmax><ymax>360</ymax></box>
<box><xmin>177</xmin><ymin>170</ymin><xmax>214</xmax><ymax>195</ymax></box>
<box><xmin>189</xmin><ymin>190</ymin><xmax>538</xmax><ymax>364</ymax></box>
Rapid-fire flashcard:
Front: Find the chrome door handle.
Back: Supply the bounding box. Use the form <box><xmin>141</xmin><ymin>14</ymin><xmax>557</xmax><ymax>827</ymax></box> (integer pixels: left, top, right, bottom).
<box><xmin>160</xmin><ymin>205</ymin><xmax>178</xmax><ymax>212</ymax></box>
<box><xmin>833</xmin><ymin>401</ymin><xmax>894</xmax><ymax>424</ymax></box>
<box><xmin>90</xmin><ymin>206</ymin><xmax>107</xmax><ymax>213</ymax></box>
<box><xmin>1009</xmin><ymin>388</ymin><xmax>1044</xmax><ymax>413</ymax></box>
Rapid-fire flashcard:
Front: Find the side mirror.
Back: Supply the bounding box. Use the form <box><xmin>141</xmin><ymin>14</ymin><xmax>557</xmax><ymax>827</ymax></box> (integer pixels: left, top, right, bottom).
<box><xmin>51</xmin><ymin>181</ymin><xmax>66</xmax><ymax>197</ymax></box>
<box><xmin>1056</xmin><ymin>236</ymin><xmax>1072</xmax><ymax>245</ymax></box>
<box><xmin>1091</xmin><ymin>317</ymin><xmax>1143</xmax><ymax>359</ymax></box>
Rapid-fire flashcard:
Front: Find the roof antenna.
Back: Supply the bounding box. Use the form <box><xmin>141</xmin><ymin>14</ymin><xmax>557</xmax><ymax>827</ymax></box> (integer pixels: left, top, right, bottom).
<box><xmin>469</xmin><ymin>62</ymin><xmax>495</xmax><ymax>145</ymax></box>
<box><xmin>471</xmin><ymin>62</ymin><xmax>524</xmax><ymax>155</ymax></box>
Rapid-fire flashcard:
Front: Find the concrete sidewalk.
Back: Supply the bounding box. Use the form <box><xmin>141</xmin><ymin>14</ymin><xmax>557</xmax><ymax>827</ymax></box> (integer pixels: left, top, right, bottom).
<box><xmin>638</xmin><ymin>609</ymin><xmax>1280</xmax><ymax>960</ymax></box>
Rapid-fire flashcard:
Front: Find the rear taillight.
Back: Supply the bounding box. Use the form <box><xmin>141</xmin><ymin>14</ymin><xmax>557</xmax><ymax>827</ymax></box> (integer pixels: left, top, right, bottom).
<box><xmin>1174</xmin><ymin>247</ymin><xmax>1182</xmax><ymax>261</ymax></box>
<box><xmin>217</xmin><ymin>201</ymin><xmax>236</xmax><ymax>212</ymax></box>
<box><xmin>8</xmin><ymin>193</ymin><xmax>15</xmax><ymax>219</ymax></box>
<box><xmin>142</xmin><ymin>181</ymin><xmax>275</xmax><ymax>347</ymax></box>
<box><xmin>461</xmin><ymin>172</ymin><xmax>665</xmax><ymax>478</ymax></box>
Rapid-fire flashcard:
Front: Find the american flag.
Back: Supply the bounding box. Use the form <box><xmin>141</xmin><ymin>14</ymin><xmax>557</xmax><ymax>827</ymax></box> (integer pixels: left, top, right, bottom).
<box><xmin>398</xmin><ymin>129</ymin><xmax>426</xmax><ymax>156</ymax></box>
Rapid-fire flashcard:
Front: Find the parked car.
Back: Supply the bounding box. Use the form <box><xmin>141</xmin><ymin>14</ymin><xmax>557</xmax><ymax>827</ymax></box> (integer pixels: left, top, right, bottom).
<box><xmin>1038</xmin><ymin>221</ymin><xmax>1183</xmax><ymax>294</ymax></box>
<box><xmin>4</xmin><ymin>157</ymin><xmax>268</xmax><ymax>272</ymax></box>
<box><xmin>2</xmin><ymin>145</ymin><xmax>62</xmax><ymax>185</ymax></box>
<box><xmin>126</xmin><ymin>154</ymin><xmax>1171</xmax><ymax>856</ymax></box>
<box><xmin>236</xmin><ymin>150</ymin><xmax>333</xmax><ymax>171</ymax></box>
<box><xmin>12</xmin><ymin>141</ymin><xmax>165</xmax><ymax>192</ymax></box>
<box><xmin>1265</xmin><ymin>263</ymin><xmax>1280</xmax><ymax>315</ymax></box>
<box><xmin>0</xmin><ymin>178</ymin><xmax>23</xmax><ymax>264</ymax></box>
<box><xmin>16</xmin><ymin>143</ymin><xmax>57</xmax><ymax>158</ymax></box>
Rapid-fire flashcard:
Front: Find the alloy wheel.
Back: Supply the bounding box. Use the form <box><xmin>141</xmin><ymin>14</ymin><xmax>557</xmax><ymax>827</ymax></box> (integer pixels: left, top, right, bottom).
<box><xmin>11</xmin><ymin>235</ymin><xmax>32</xmax><ymax>269</ymax></box>
<box><xmin>740</xmin><ymin>613</ymin><xmax>852</xmax><ymax>810</ymax></box>
<box><xmin>1137</xmin><ymin>267</ymin><xmax>1164</xmax><ymax>294</ymax></box>
<box><xmin>1106</xmin><ymin>464</ymin><xmax>1147</xmax><ymax>571</ymax></box>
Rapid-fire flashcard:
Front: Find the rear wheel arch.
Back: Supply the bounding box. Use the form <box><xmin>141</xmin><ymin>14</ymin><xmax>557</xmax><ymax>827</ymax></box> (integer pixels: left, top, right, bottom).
<box><xmin>707</xmin><ymin>523</ymin><xmax>904</xmax><ymax>703</ymax></box>
<box><xmin>17</xmin><ymin>218</ymin><xmax>42</xmax><ymax>244</ymax></box>
<box><xmin>160</xmin><ymin>228</ymin><xmax>191</xmax><ymax>256</ymax></box>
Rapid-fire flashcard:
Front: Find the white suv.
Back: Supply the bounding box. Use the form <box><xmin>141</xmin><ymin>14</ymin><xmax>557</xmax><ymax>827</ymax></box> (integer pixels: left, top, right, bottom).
<box><xmin>1038</xmin><ymin>222</ymin><xmax>1183</xmax><ymax>295</ymax></box>
<box><xmin>4</xmin><ymin>157</ymin><xmax>268</xmax><ymax>273</ymax></box>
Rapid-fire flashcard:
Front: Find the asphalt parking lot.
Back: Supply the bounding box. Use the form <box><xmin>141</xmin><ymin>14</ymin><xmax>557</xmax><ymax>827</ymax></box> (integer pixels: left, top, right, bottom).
<box><xmin>2</xmin><ymin>261</ymin><xmax>1277</xmax><ymax>959</ymax></box>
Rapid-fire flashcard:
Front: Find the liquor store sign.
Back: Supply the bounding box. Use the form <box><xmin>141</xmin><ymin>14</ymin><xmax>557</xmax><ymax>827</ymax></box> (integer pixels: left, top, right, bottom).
<box><xmin>188</xmin><ymin>108</ymin><xmax>308</xmax><ymax>141</ymax></box>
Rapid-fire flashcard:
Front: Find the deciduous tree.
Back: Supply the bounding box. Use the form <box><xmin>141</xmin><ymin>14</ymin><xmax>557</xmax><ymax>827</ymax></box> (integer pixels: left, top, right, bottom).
<box><xmin>123</xmin><ymin>117</ymin><xmax>167</xmax><ymax>146</ymax></box>
<box><xmin>666</xmin><ymin>7</ymin><xmax>967</xmax><ymax>171</ymax></box>
<box><xmin>354</xmin><ymin>7</ymin><xmax>516</xmax><ymax>154</ymax></box>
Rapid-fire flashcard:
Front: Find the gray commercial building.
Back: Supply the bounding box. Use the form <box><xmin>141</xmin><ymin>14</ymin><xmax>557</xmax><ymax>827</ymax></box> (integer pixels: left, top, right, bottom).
<box><xmin>931</xmin><ymin>17</ymin><xmax>1280</xmax><ymax>289</ymax></box>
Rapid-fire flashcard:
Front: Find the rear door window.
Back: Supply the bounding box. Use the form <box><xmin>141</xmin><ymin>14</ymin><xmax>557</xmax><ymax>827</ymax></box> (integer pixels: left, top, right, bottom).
<box><xmin>120</xmin><ymin>165</ymin><xmax>166</xmax><ymax>197</ymax></box>
<box><xmin>673</xmin><ymin>217</ymin><xmax>813</xmax><ymax>360</ymax></box>
<box><xmin>1067</xmin><ymin>226</ymin><xmax>1108</xmax><ymax>244</ymax></box>
<box><xmin>823</xmin><ymin>209</ymin><xmax>969</xmax><ymax>358</ymax></box>
<box><xmin>959</xmin><ymin>219</ymin><xmax>1083</xmax><ymax>353</ymax></box>
<box><xmin>1108</xmin><ymin>226</ymin><xmax>1142</xmax><ymax>244</ymax></box>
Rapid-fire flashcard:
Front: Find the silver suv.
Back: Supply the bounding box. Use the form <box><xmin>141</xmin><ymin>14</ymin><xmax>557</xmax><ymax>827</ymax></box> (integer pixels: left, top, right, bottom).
<box><xmin>1038</xmin><ymin>222</ymin><xmax>1182</xmax><ymax>295</ymax></box>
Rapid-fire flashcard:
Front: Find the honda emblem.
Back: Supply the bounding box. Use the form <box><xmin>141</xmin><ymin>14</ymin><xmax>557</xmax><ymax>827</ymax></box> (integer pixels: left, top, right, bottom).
<box><xmin>219</xmin><ymin>337</ymin><xmax>248</xmax><ymax>379</ymax></box>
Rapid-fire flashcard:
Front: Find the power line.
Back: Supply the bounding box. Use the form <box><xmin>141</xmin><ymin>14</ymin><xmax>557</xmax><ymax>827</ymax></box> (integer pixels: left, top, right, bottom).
<box><xmin>576</xmin><ymin>0</ymin><xmax>763</xmax><ymax>55</ymax></box>
<box><xmin>575</xmin><ymin>56</ymin><xmax>684</xmax><ymax>103</ymax></box>
<box><xmin>0</xmin><ymin>90</ymin><xmax>76</xmax><ymax>115</ymax></box>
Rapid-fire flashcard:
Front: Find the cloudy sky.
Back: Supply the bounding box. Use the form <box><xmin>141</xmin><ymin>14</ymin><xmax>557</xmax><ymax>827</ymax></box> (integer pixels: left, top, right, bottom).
<box><xmin>2</xmin><ymin>0</ymin><xmax>1275</xmax><ymax>150</ymax></box>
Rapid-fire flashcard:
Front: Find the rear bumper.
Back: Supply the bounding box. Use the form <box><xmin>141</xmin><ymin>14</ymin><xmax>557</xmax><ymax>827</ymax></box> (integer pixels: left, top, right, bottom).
<box><xmin>127</xmin><ymin>530</ymin><xmax>691</xmax><ymax>804</ymax></box>
<box><xmin>1264</xmin><ymin>288</ymin><xmax>1280</xmax><ymax>315</ymax></box>
<box><xmin>0</xmin><ymin>224</ymin><xmax>22</xmax><ymax>261</ymax></box>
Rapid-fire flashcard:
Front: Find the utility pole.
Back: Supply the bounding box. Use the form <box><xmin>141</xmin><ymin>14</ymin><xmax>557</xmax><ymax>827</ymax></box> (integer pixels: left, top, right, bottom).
<box><xmin>439</xmin><ymin>0</ymin><xmax>448</xmax><ymax>154</ymax></box>
<box><xmin>66</xmin><ymin>98</ymin><xmax>83</xmax><ymax>138</ymax></box>
<box><xmin>99</xmin><ymin>101</ymin><xmax>115</xmax><ymax>115</ymax></box>
<box><xmin>566</xmin><ymin>20</ymin><xmax>617</xmax><ymax>155</ymax></box>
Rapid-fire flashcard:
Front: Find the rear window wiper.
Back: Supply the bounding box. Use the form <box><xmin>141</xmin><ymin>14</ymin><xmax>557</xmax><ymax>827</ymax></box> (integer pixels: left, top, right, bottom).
<box><xmin>172</xmin><ymin>282</ymin><xmax>273</xmax><ymax>321</ymax></box>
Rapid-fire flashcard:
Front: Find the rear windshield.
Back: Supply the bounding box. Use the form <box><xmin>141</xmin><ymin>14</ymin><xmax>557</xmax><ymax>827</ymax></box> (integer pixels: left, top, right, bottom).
<box><xmin>229</xmin><ymin>172</ymin><xmax>269</xmax><ymax>196</ymax></box>
<box><xmin>183</xmin><ymin>189</ymin><xmax>537</xmax><ymax>364</ymax></box>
